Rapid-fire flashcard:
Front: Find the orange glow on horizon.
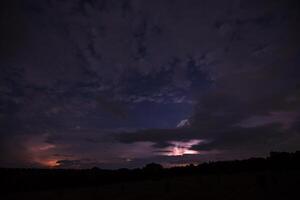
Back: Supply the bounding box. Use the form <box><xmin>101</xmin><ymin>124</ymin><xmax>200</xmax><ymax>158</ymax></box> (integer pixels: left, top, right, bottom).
<box><xmin>23</xmin><ymin>135</ymin><xmax>63</xmax><ymax>168</ymax></box>
<box><xmin>40</xmin><ymin>159</ymin><xmax>60</xmax><ymax>168</ymax></box>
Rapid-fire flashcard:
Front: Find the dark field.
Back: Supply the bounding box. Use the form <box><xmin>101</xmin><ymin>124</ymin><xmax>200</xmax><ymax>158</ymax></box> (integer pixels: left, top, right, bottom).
<box><xmin>3</xmin><ymin>171</ymin><xmax>300</xmax><ymax>200</ymax></box>
<box><xmin>1</xmin><ymin>152</ymin><xmax>300</xmax><ymax>200</ymax></box>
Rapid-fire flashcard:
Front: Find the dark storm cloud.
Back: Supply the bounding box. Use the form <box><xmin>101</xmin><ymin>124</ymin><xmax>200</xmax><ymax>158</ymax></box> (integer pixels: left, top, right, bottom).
<box><xmin>115</xmin><ymin>0</ymin><xmax>300</xmax><ymax>161</ymax></box>
<box><xmin>56</xmin><ymin>159</ymin><xmax>102</xmax><ymax>169</ymax></box>
<box><xmin>1</xmin><ymin>0</ymin><xmax>300</xmax><ymax>168</ymax></box>
<box><xmin>0</xmin><ymin>136</ymin><xmax>31</xmax><ymax>167</ymax></box>
<box><xmin>117</xmin><ymin>128</ymin><xmax>199</xmax><ymax>145</ymax></box>
<box><xmin>96</xmin><ymin>94</ymin><xmax>129</xmax><ymax>119</ymax></box>
<box><xmin>0</xmin><ymin>1</ymin><xmax>27</xmax><ymax>61</ymax></box>
<box><xmin>191</xmin><ymin>124</ymin><xmax>283</xmax><ymax>151</ymax></box>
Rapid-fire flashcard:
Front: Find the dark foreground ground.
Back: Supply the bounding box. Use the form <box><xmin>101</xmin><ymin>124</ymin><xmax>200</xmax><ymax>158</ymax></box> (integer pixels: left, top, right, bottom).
<box><xmin>1</xmin><ymin>152</ymin><xmax>300</xmax><ymax>200</ymax></box>
<box><xmin>2</xmin><ymin>170</ymin><xmax>300</xmax><ymax>200</ymax></box>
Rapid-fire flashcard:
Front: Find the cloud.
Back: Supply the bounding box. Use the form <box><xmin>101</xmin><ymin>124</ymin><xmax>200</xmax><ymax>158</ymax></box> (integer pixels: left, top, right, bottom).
<box><xmin>156</xmin><ymin>139</ymin><xmax>203</xmax><ymax>156</ymax></box>
<box><xmin>56</xmin><ymin>159</ymin><xmax>102</xmax><ymax>169</ymax></box>
<box><xmin>0</xmin><ymin>133</ymin><xmax>62</xmax><ymax>168</ymax></box>
<box><xmin>236</xmin><ymin>111</ymin><xmax>299</xmax><ymax>129</ymax></box>
<box><xmin>117</xmin><ymin>128</ymin><xmax>202</xmax><ymax>145</ymax></box>
<box><xmin>96</xmin><ymin>94</ymin><xmax>129</xmax><ymax>119</ymax></box>
<box><xmin>1</xmin><ymin>0</ymin><xmax>300</xmax><ymax>167</ymax></box>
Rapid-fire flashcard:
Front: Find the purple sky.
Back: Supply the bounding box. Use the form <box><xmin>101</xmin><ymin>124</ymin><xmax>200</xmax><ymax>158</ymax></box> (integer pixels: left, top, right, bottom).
<box><xmin>0</xmin><ymin>0</ymin><xmax>300</xmax><ymax>168</ymax></box>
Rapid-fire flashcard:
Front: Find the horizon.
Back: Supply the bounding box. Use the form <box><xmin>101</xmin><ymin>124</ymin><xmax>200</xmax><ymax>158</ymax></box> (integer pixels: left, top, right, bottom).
<box><xmin>1</xmin><ymin>150</ymin><xmax>299</xmax><ymax>170</ymax></box>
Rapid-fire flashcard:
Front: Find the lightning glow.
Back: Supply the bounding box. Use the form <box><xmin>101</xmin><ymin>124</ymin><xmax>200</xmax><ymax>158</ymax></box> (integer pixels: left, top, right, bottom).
<box><xmin>160</xmin><ymin>139</ymin><xmax>203</xmax><ymax>156</ymax></box>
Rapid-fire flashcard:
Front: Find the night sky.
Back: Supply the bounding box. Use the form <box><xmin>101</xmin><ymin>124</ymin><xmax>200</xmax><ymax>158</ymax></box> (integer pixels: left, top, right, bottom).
<box><xmin>1</xmin><ymin>0</ymin><xmax>300</xmax><ymax>169</ymax></box>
